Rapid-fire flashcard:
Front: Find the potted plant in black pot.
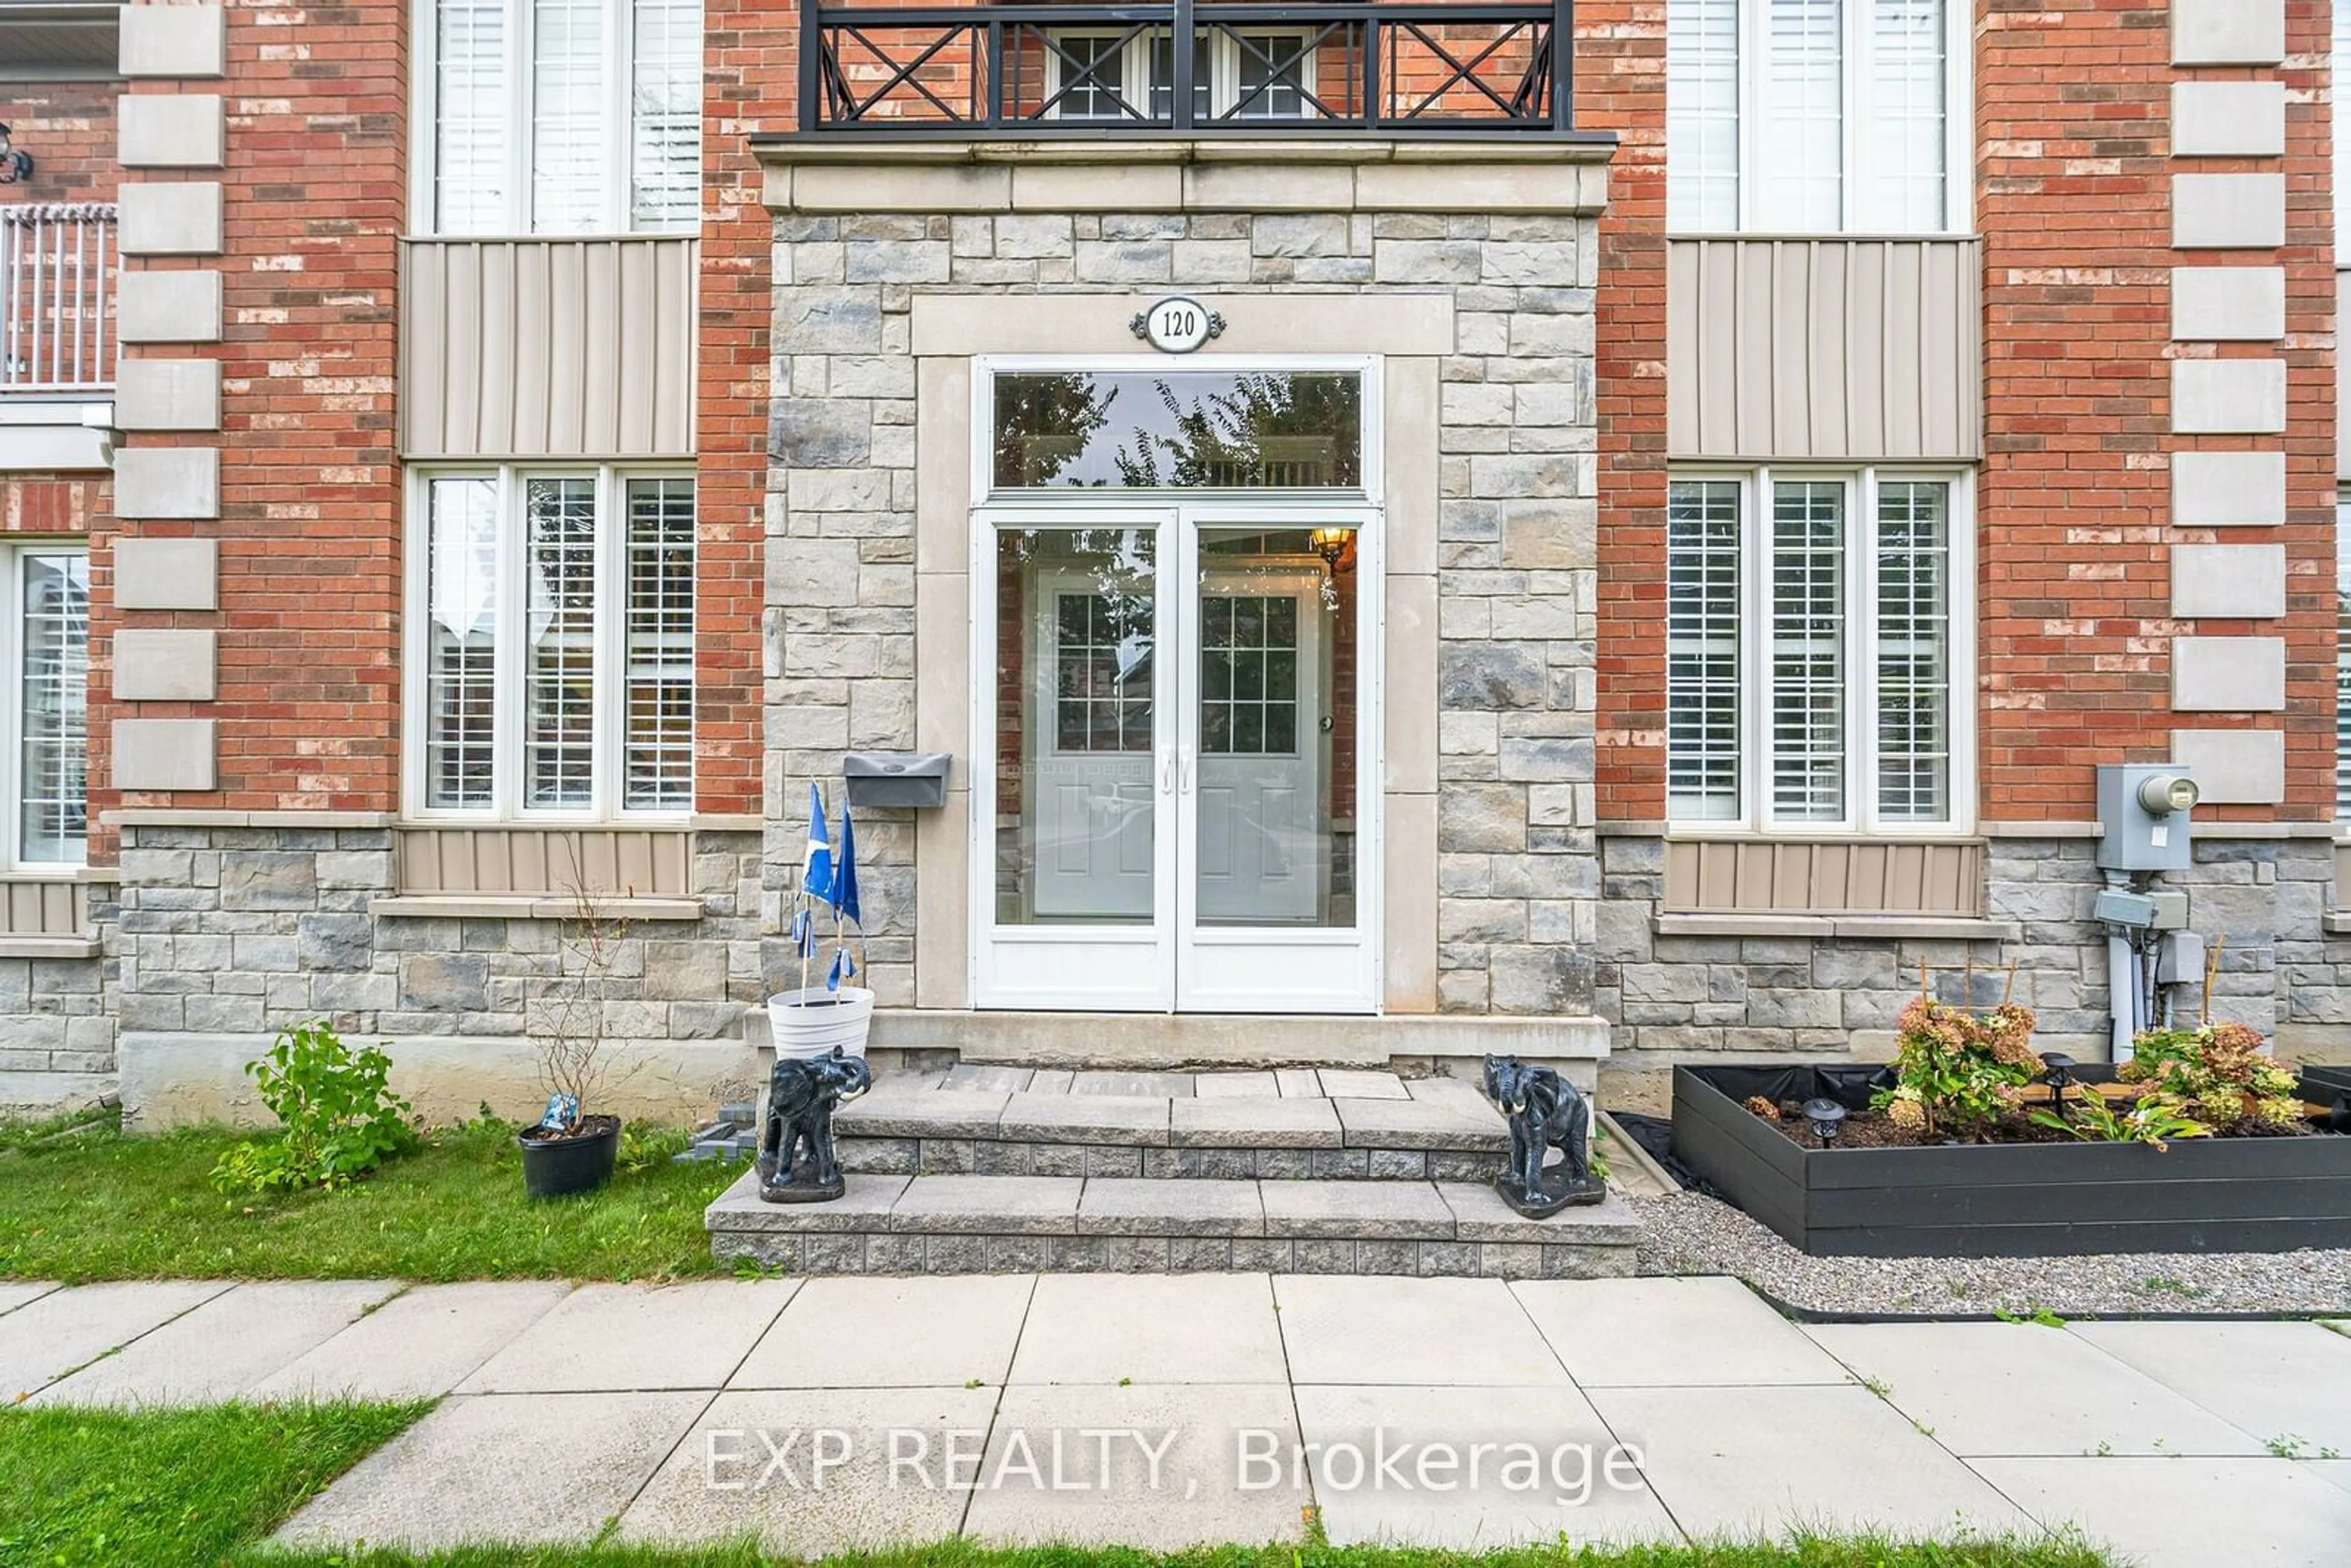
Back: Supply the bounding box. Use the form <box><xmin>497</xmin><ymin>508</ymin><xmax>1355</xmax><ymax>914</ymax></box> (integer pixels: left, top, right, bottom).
<box><xmin>517</xmin><ymin>876</ymin><xmax>629</xmax><ymax>1198</ymax></box>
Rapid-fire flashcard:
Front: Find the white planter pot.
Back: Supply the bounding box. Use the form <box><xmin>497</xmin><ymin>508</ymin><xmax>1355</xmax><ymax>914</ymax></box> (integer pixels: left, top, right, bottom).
<box><xmin>766</xmin><ymin>986</ymin><xmax>874</xmax><ymax>1060</ymax></box>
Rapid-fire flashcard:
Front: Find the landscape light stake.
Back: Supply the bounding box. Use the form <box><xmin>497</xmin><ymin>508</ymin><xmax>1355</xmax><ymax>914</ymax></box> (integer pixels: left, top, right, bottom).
<box><xmin>1801</xmin><ymin>1098</ymin><xmax>1848</xmax><ymax>1149</ymax></box>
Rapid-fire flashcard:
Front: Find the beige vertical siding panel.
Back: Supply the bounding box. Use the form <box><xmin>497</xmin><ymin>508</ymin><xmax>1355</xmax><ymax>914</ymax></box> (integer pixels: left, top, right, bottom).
<box><xmin>1663</xmin><ymin>839</ymin><xmax>1984</xmax><ymax>915</ymax></box>
<box><xmin>2340</xmin><ymin>274</ymin><xmax>2351</xmax><ymax>481</ymax></box>
<box><xmin>1667</xmin><ymin>238</ymin><xmax>1983</xmax><ymax>462</ymax></box>
<box><xmin>398</xmin><ymin>238</ymin><xmax>698</xmax><ymax>460</ymax></box>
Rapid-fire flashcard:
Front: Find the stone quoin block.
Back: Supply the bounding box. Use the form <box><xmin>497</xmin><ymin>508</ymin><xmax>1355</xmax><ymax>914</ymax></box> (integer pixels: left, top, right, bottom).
<box><xmin>2171</xmin><ymin>174</ymin><xmax>2287</xmax><ymax>250</ymax></box>
<box><xmin>2169</xmin><ymin>636</ymin><xmax>2286</xmax><ymax>713</ymax></box>
<box><xmin>2171</xmin><ymin>451</ymin><xmax>2287</xmax><ymax>528</ymax></box>
<box><xmin>118</xmin><ymin>95</ymin><xmax>226</xmax><ymax>168</ymax></box>
<box><xmin>111</xmin><ymin>448</ymin><xmax>219</xmax><ymax>519</ymax></box>
<box><xmin>2170</xmin><ymin>730</ymin><xmax>2287</xmax><ymax>806</ymax></box>
<box><xmin>114</xmin><ymin>359</ymin><xmax>222</xmax><ymax>432</ymax></box>
<box><xmin>2170</xmin><ymin>360</ymin><xmax>2286</xmax><ymax>436</ymax></box>
<box><xmin>119</xmin><ymin>4</ymin><xmax>228</xmax><ymax>78</ymax></box>
<box><xmin>112</xmin><ymin>719</ymin><xmax>217</xmax><ymax>792</ymax></box>
<box><xmin>113</xmin><ymin>538</ymin><xmax>219</xmax><ymax>611</ymax></box>
<box><xmin>116</xmin><ymin>271</ymin><xmax>223</xmax><ymax>344</ymax></box>
<box><xmin>2170</xmin><ymin>83</ymin><xmax>2286</xmax><ymax>159</ymax></box>
<box><xmin>113</xmin><ymin>630</ymin><xmax>218</xmax><ymax>702</ymax></box>
<box><xmin>2170</xmin><ymin>268</ymin><xmax>2285</xmax><ymax>343</ymax></box>
<box><xmin>117</xmin><ymin>182</ymin><xmax>225</xmax><ymax>256</ymax></box>
<box><xmin>2171</xmin><ymin>0</ymin><xmax>2285</xmax><ymax>67</ymax></box>
<box><xmin>2169</xmin><ymin>546</ymin><xmax>2286</xmax><ymax>620</ymax></box>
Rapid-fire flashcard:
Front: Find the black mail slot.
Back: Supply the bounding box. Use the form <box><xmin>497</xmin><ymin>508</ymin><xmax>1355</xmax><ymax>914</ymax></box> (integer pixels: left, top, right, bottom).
<box><xmin>842</xmin><ymin>751</ymin><xmax>951</xmax><ymax>809</ymax></box>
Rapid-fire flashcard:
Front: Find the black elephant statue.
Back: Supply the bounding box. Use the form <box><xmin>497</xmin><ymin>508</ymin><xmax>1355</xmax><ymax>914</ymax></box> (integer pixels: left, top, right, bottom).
<box><xmin>757</xmin><ymin>1046</ymin><xmax>872</xmax><ymax>1204</ymax></box>
<box><xmin>1480</xmin><ymin>1054</ymin><xmax>1607</xmax><ymax>1218</ymax></box>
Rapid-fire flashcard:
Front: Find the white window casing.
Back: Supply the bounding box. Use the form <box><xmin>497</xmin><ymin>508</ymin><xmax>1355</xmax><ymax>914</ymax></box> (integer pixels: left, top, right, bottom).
<box><xmin>406</xmin><ymin>465</ymin><xmax>695</xmax><ymax>820</ymax></box>
<box><xmin>2336</xmin><ymin>2</ymin><xmax>2351</xmax><ymax>256</ymax></box>
<box><xmin>1667</xmin><ymin>0</ymin><xmax>1970</xmax><ymax>236</ymax></box>
<box><xmin>3</xmin><ymin>546</ymin><xmax>89</xmax><ymax>871</ymax></box>
<box><xmin>1666</xmin><ymin>466</ymin><xmax>1975</xmax><ymax>836</ymax></box>
<box><xmin>2336</xmin><ymin>492</ymin><xmax>2351</xmax><ymax>819</ymax></box>
<box><xmin>414</xmin><ymin>0</ymin><xmax>703</xmax><ymax>237</ymax></box>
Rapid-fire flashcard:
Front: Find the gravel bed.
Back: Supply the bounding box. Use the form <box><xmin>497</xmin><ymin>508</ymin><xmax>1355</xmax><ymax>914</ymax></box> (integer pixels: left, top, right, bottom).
<box><xmin>1629</xmin><ymin>1190</ymin><xmax>2351</xmax><ymax>1319</ymax></box>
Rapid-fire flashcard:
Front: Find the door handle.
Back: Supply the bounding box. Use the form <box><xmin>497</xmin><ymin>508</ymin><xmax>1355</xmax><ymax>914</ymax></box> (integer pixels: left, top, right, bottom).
<box><xmin>1159</xmin><ymin>749</ymin><xmax>1175</xmax><ymax>795</ymax></box>
<box><xmin>1179</xmin><ymin>747</ymin><xmax>1194</xmax><ymax>795</ymax></box>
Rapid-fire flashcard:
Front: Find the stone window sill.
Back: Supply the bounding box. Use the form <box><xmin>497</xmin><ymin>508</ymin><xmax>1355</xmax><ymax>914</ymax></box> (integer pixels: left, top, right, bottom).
<box><xmin>0</xmin><ymin>936</ymin><xmax>98</xmax><ymax>959</ymax></box>
<box><xmin>369</xmin><ymin>894</ymin><xmax>704</xmax><ymax>922</ymax></box>
<box><xmin>2325</xmin><ymin>913</ymin><xmax>2351</xmax><ymax>937</ymax></box>
<box><xmin>1655</xmin><ymin>913</ymin><xmax>2021</xmax><ymax>942</ymax></box>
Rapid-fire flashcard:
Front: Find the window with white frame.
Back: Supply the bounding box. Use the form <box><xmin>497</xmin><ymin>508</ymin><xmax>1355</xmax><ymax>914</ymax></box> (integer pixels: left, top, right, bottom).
<box><xmin>426</xmin><ymin>0</ymin><xmax>701</xmax><ymax>236</ymax></box>
<box><xmin>1666</xmin><ymin>0</ymin><xmax>1960</xmax><ymax>234</ymax></box>
<box><xmin>411</xmin><ymin>469</ymin><xmax>694</xmax><ymax>819</ymax></box>
<box><xmin>2336</xmin><ymin>2</ymin><xmax>2351</xmax><ymax>255</ymax></box>
<box><xmin>1667</xmin><ymin>469</ymin><xmax>1969</xmax><ymax>831</ymax></box>
<box><xmin>1043</xmin><ymin>28</ymin><xmax>1313</xmax><ymax>122</ymax></box>
<box><xmin>2</xmin><ymin>546</ymin><xmax>87</xmax><ymax>868</ymax></box>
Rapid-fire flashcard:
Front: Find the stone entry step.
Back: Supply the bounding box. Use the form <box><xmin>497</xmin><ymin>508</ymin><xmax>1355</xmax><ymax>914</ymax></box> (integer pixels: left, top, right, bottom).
<box><xmin>833</xmin><ymin>1067</ymin><xmax>1512</xmax><ymax>1182</ymax></box>
<box><xmin>705</xmin><ymin>1169</ymin><xmax>1640</xmax><ymax>1279</ymax></box>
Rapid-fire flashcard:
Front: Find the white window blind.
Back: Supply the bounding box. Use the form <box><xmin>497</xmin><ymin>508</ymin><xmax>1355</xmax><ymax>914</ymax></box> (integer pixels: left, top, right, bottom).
<box><xmin>416</xmin><ymin>469</ymin><xmax>696</xmax><ymax>819</ymax></box>
<box><xmin>1769</xmin><ymin>479</ymin><xmax>1847</xmax><ymax>820</ymax></box>
<box><xmin>1666</xmin><ymin>0</ymin><xmax>1741</xmax><ymax>231</ymax></box>
<box><xmin>15</xmin><ymin>550</ymin><xmax>88</xmax><ymax>866</ymax></box>
<box><xmin>1874</xmin><ymin>481</ymin><xmax>1951</xmax><ymax>821</ymax></box>
<box><xmin>1667</xmin><ymin>480</ymin><xmax>1743</xmax><ymax>820</ymax></box>
<box><xmin>1667</xmin><ymin>468</ymin><xmax>1967</xmax><ymax>831</ymax></box>
<box><xmin>2336</xmin><ymin>2</ymin><xmax>2351</xmax><ymax>255</ymax></box>
<box><xmin>428</xmin><ymin>0</ymin><xmax>702</xmax><ymax>236</ymax></box>
<box><xmin>1668</xmin><ymin>0</ymin><xmax>1954</xmax><ymax>233</ymax></box>
<box><xmin>434</xmin><ymin>0</ymin><xmax>508</xmax><ymax>234</ymax></box>
<box><xmin>631</xmin><ymin>0</ymin><xmax>702</xmax><ymax>228</ymax></box>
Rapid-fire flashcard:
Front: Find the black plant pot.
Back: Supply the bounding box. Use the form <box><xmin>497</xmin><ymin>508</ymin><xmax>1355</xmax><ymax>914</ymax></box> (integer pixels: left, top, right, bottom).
<box><xmin>517</xmin><ymin>1114</ymin><xmax>621</xmax><ymax>1199</ymax></box>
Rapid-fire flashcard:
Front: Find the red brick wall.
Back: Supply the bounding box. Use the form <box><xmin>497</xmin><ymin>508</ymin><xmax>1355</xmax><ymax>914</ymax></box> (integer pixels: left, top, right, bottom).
<box><xmin>1975</xmin><ymin>0</ymin><xmax>2335</xmax><ymax>823</ymax></box>
<box><xmin>101</xmin><ymin>0</ymin><xmax>407</xmax><ymax>816</ymax></box>
<box><xmin>694</xmin><ymin>0</ymin><xmax>797</xmax><ymax>817</ymax></box>
<box><xmin>0</xmin><ymin>474</ymin><xmax>107</xmax><ymax>536</ymax></box>
<box><xmin>1580</xmin><ymin>1</ymin><xmax>1670</xmax><ymax>826</ymax></box>
<box><xmin>0</xmin><ymin>79</ymin><xmax>118</xmax><ymax>202</ymax></box>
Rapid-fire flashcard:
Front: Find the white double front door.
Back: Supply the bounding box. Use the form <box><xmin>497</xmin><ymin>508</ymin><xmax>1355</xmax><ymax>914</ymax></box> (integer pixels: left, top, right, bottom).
<box><xmin>972</xmin><ymin>505</ymin><xmax>1380</xmax><ymax>1013</ymax></box>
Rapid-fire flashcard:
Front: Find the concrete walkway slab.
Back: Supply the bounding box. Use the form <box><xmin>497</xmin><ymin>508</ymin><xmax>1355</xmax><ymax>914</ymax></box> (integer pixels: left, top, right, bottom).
<box><xmin>2070</xmin><ymin>1319</ymin><xmax>2351</xmax><ymax>1456</ymax></box>
<box><xmin>1077</xmin><ymin>1178</ymin><xmax>1265</xmax><ymax>1237</ymax></box>
<box><xmin>459</xmin><ymin>1280</ymin><xmax>797</xmax><ymax>1394</ymax></box>
<box><xmin>2306</xmin><ymin>1459</ymin><xmax>2351</xmax><ymax>1495</ymax></box>
<box><xmin>891</xmin><ymin>1175</ymin><xmax>1082</xmax><ymax>1234</ymax></box>
<box><xmin>1294</xmin><ymin>1383</ymin><xmax>1681</xmax><ymax>1549</ymax></box>
<box><xmin>0</xmin><ymin>1282</ymin><xmax>59</xmax><ymax>1318</ymax></box>
<box><xmin>962</xmin><ymin>1381</ymin><xmax>1303</xmax><ymax>1548</ymax></box>
<box><xmin>1515</xmin><ymin>1277</ymin><xmax>1847</xmax><ymax>1388</ymax></box>
<box><xmin>1010</xmin><ymin>1274</ymin><xmax>1286</xmax><ymax>1386</ymax></box>
<box><xmin>1318</xmin><ymin>1070</ymin><xmax>1409</xmax><ymax>1100</ymax></box>
<box><xmin>276</xmin><ymin>1390</ymin><xmax>711</xmax><ymax>1550</ymax></box>
<box><xmin>1169</xmin><ymin>1095</ymin><xmax>1341</xmax><ymax>1148</ymax></box>
<box><xmin>249</xmin><ymin>1281</ymin><xmax>577</xmax><ymax>1403</ymax></box>
<box><xmin>1591</xmin><ymin>1384</ymin><xmax>2034</xmax><ymax>1540</ymax></box>
<box><xmin>1275</xmin><ymin>1275</ymin><xmax>1570</xmax><ymax>1386</ymax></box>
<box><xmin>1973</xmin><ymin>1455</ymin><xmax>2351</xmax><ymax>1568</ymax></box>
<box><xmin>0</xmin><ymin>1280</ymin><xmax>231</xmax><ymax>1400</ymax></box>
<box><xmin>31</xmin><ymin>1280</ymin><xmax>399</xmax><ymax>1407</ymax></box>
<box><xmin>732</xmin><ymin>1275</ymin><xmax>1033</xmax><ymax>1389</ymax></box>
<box><xmin>1809</xmin><ymin>1321</ymin><xmax>2268</xmax><ymax>1458</ymax></box>
<box><xmin>615</xmin><ymin>1386</ymin><xmax>999</xmax><ymax>1550</ymax></box>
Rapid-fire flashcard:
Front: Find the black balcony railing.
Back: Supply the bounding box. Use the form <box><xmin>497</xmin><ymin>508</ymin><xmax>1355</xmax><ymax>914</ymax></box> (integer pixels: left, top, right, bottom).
<box><xmin>793</xmin><ymin>0</ymin><xmax>1596</xmax><ymax>138</ymax></box>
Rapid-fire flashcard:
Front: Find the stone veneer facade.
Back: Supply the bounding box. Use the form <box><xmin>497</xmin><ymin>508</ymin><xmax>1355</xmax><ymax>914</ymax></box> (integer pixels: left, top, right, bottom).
<box><xmin>756</xmin><ymin>159</ymin><xmax>1612</xmax><ymax>1027</ymax></box>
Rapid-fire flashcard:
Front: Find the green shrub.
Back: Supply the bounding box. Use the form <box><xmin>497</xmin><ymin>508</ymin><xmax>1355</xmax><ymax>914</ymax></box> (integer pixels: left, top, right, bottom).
<box><xmin>210</xmin><ymin>1021</ymin><xmax>420</xmax><ymax>1195</ymax></box>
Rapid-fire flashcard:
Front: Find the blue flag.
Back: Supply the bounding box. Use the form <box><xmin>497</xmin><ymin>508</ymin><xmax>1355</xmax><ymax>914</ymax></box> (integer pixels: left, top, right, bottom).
<box><xmin>832</xmin><ymin>801</ymin><xmax>861</xmax><ymax>926</ymax></box>
<box><xmin>801</xmin><ymin>782</ymin><xmax>834</xmax><ymax>904</ymax></box>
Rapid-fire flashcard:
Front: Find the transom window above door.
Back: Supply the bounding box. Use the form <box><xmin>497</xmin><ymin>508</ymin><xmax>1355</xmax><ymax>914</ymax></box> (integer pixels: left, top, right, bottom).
<box><xmin>989</xmin><ymin>369</ymin><xmax>1366</xmax><ymax>492</ymax></box>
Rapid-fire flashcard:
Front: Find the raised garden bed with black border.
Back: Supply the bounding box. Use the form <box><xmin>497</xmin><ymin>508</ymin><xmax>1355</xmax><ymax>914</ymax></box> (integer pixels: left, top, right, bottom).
<box><xmin>1671</xmin><ymin>1062</ymin><xmax>2351</xmax><ymax>1258</ymax></box>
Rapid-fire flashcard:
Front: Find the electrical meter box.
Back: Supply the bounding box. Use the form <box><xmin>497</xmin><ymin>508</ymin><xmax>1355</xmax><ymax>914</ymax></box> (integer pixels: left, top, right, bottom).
<box><xmin>2095</xmin><ymin>765</ymin><xmax>2201</xmax><ymax>873</ymax></box>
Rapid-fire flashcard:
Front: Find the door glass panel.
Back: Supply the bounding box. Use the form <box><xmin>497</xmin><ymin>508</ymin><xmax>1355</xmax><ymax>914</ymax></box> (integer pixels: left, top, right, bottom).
<box><xmin>995</xmin><ymin>527</ymin><xmax>1158</xmax><ymax>925</ymax></box>
<box><xmin>1194</xmin><ymin>528</ymin><xmax>1354</xmax><ymax>928</ymax></box>
<box><xmin>992</xmin><ymin>372</ymin><xmax>1363</xmax><ymax>490</ymax></box>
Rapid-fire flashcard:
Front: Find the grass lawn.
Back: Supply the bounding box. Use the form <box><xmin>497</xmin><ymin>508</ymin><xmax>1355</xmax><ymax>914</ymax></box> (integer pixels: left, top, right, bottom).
<box><xmin>0</xmin><ymin>1399</ymin><xmax>2118</xmax><ymax>1568</ymax></box>
<box><xmin>0</xmin><ymin>1112</ymin><xmax>732</xmax><ymax>1283</ymax></box>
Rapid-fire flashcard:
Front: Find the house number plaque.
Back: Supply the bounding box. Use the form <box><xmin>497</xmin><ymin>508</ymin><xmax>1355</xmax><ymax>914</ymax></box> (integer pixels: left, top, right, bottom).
<box><xmin>1131</xmin><ymin>296</ymin><xmax>1224</xmax><ymax>354</ymax></box>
